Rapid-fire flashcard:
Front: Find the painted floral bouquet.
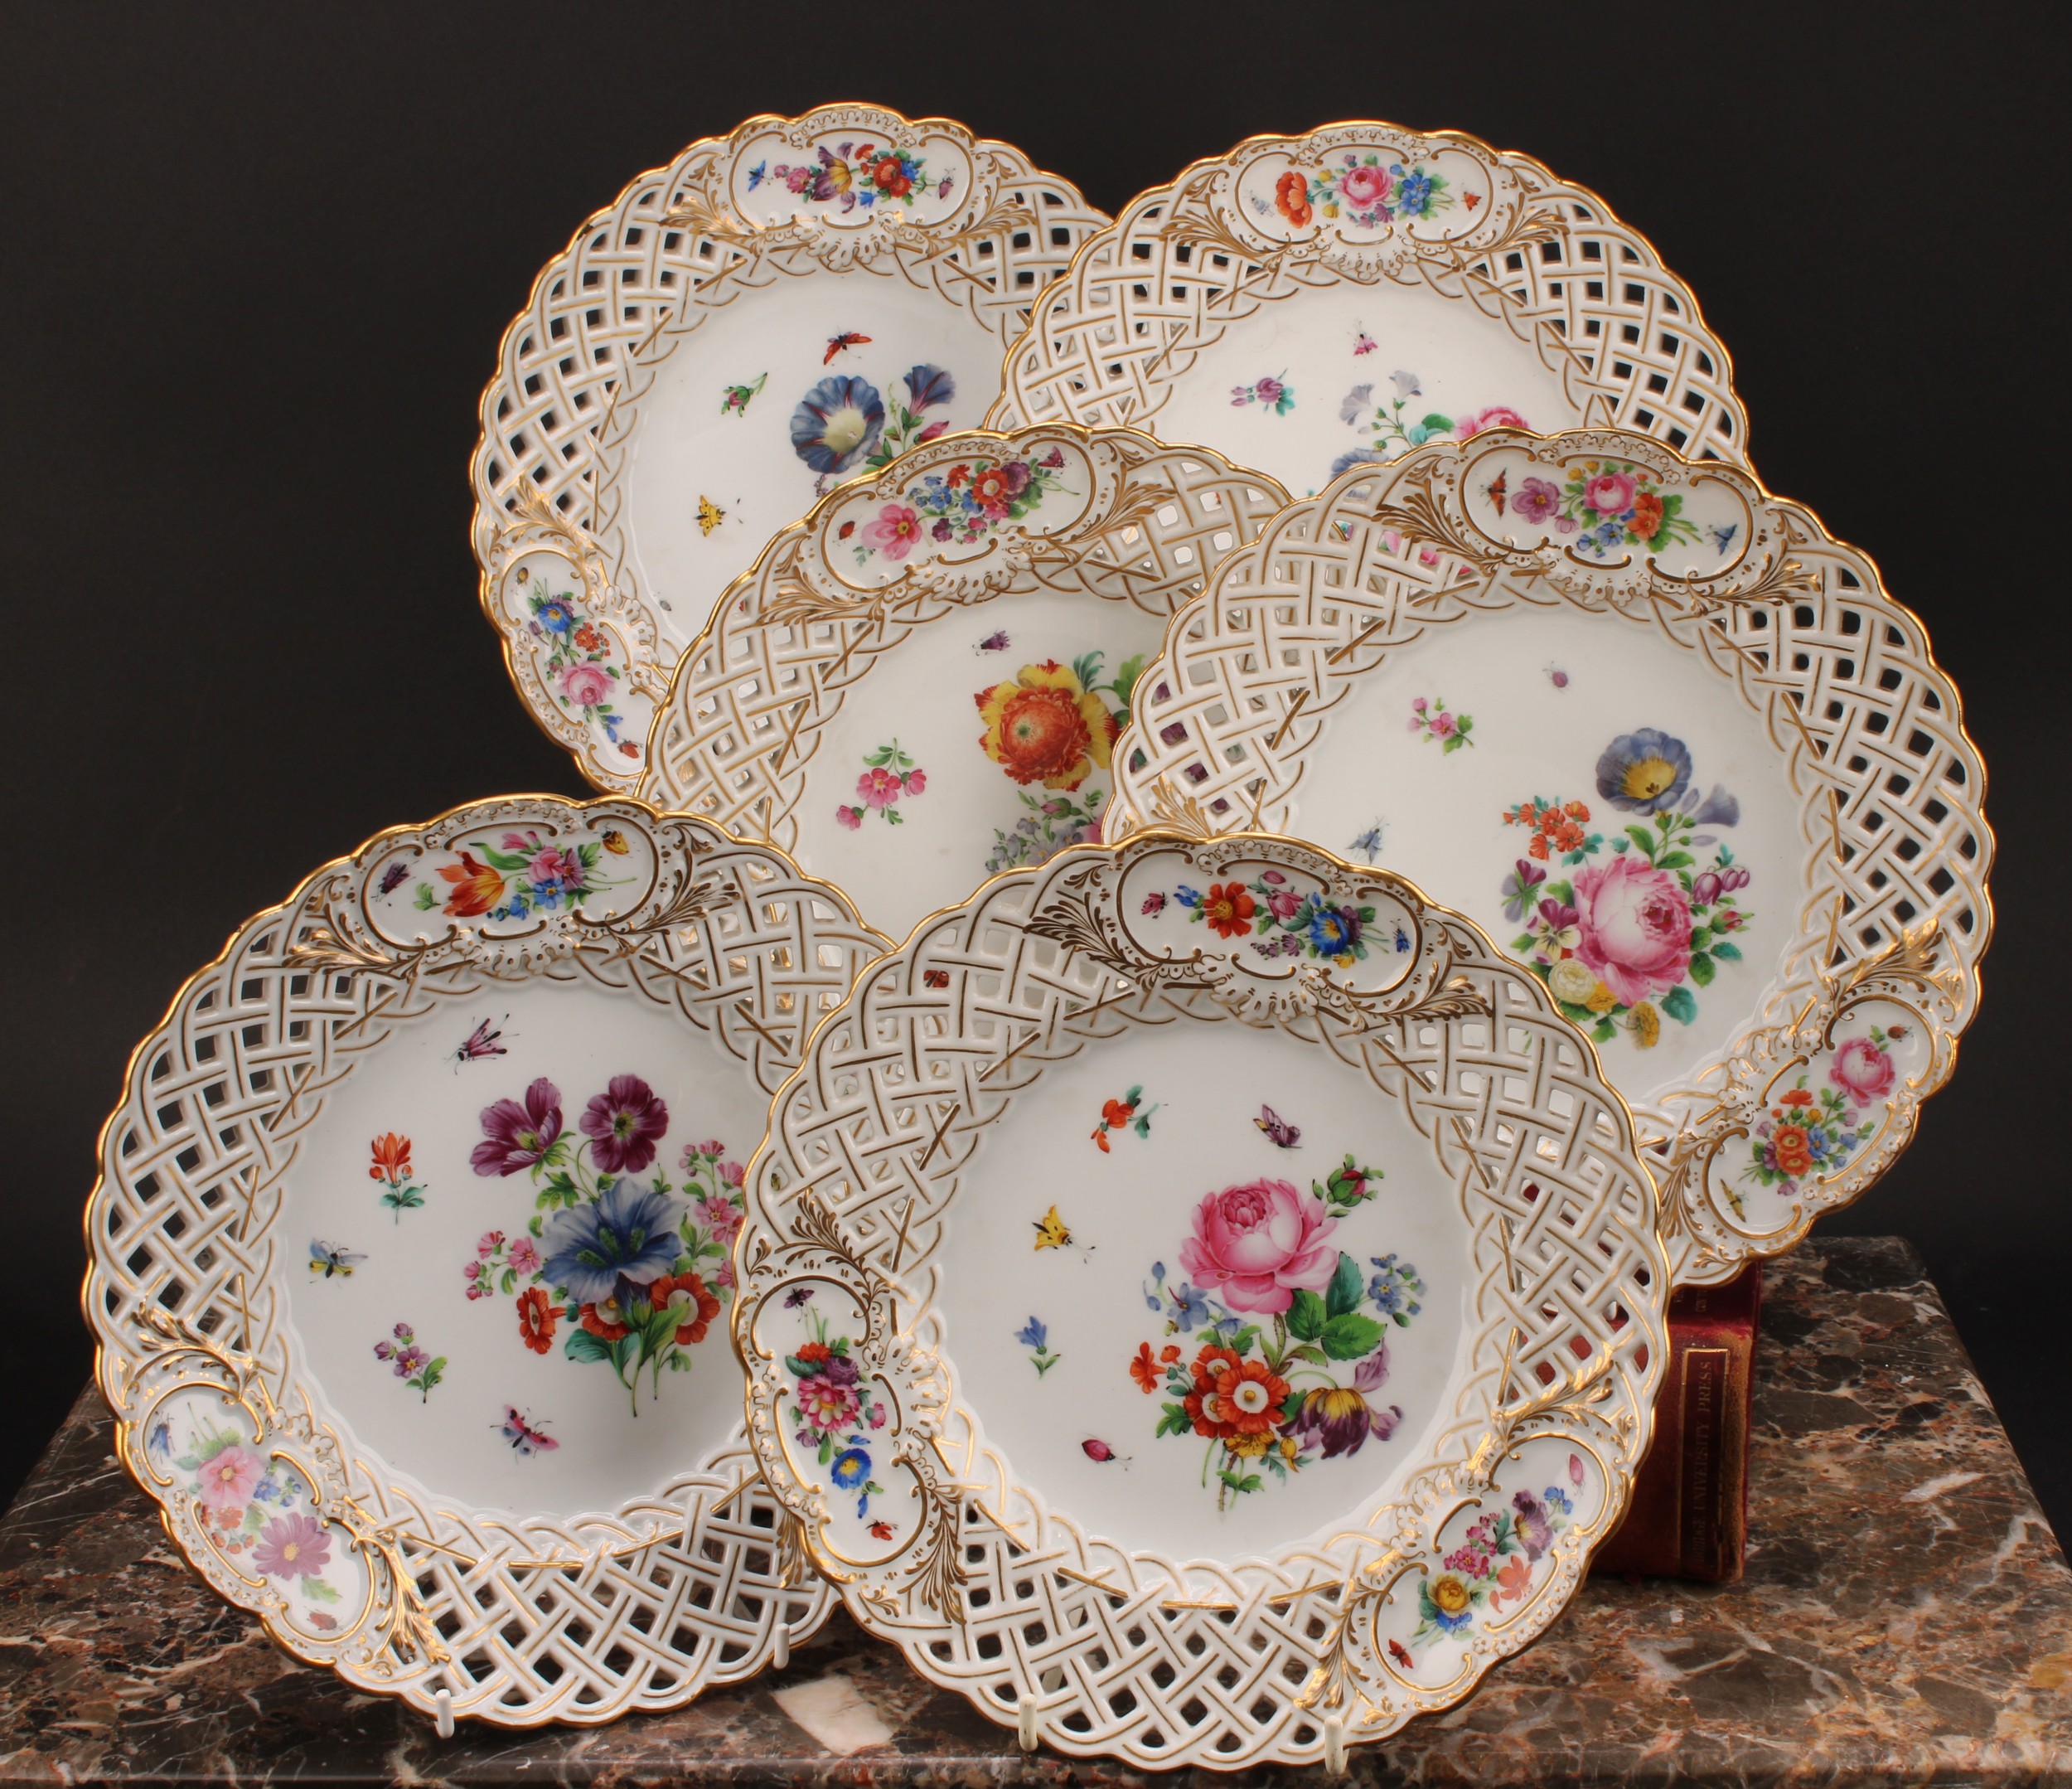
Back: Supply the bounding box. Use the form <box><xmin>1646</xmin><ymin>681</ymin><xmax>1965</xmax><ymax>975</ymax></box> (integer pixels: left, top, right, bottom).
<box><xmin>462</xmin><ymin>1074</ymin><xmax>744</xmax><ymax>1415</ymax></box>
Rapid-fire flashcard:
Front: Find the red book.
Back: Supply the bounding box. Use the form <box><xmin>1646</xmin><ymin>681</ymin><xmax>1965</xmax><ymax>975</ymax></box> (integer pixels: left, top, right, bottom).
<box><xmin>1591</xmin><ymin>1263</ymin><xmax>1761</xmax><ymax>1582</ymax></box>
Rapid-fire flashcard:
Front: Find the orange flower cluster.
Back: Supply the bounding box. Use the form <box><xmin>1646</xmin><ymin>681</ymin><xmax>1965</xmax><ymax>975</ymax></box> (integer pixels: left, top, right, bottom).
<box><xmin>1503</xmin><ymin>798</ymin><xmax>1592</xmax><ymax>862</ymax></box>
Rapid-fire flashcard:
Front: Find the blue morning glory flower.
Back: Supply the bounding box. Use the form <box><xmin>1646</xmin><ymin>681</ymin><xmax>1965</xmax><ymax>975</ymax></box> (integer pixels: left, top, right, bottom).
<box><xmin>1595</xmin><ymin>729</ymin><xmax>1694</xmax><ymax>815</ymax></box>
<box><xmin>830</xmin><ymin>1444</ymin><xmax>871</xmax><ymax>1491</ymax></box>
<box><xmin>790</xmin><ymin>376</ymin><xmax>885</xmax><ymax>477</ymax></box>
<box><xmin>903</xmin><ymin>364</ymin><xmax>955</xmax><ymax>412</ymax></box>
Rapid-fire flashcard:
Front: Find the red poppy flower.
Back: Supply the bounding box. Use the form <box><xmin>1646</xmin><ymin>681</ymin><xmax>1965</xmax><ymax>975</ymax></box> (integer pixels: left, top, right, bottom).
<box><xmin>579</xmin><ymin>1302</ymin><xmax>631</xmax><ymax>1342</ymax></box>
<box><xmin>1201</xmin><ymin>882</ymin><xmax>1257</xmax><ymax>939</ymax></box>
<box><xmin>1274</xmin><ymin>169</ymin><xmax>1312</xmax><ymax>229</ymax></box>
<box><xmin>517</xmin><ymin>1286</ymin><xmax>563</xmax><ymax>1355</ymax></box>
<box><xmin>650</xmin><ymin>1273</ymin><xmax>723</xmax><ymax>1345</ymax></box>
<box><xmin>1130</xmin><ymin>1341</ymin><xmax>1161</xmax><ymax>1394</ymax></box>
<box><xmin>871</xmin><ymin>154</ymin><xmax>912</xmax><ymax>197</ymax></box>
<box><xmin>796</xmin><ymin>1340</ymin><xmax>831</xmax><ymax>1366</ymax></box>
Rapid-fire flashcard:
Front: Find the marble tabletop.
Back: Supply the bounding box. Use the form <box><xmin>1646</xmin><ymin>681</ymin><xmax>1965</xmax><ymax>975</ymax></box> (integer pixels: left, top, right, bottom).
<box><xmin>2</xmin><ymin>1236</ymin><xmax>2066</xmax><ymax>1785</ymax></box>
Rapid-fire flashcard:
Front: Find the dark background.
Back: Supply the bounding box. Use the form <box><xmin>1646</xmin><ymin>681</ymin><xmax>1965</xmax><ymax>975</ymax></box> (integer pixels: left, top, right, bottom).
<box><xmin>4</xmin><ymin>5</ymin><xmax>2066</xmax><ymax>1528</ymax></box>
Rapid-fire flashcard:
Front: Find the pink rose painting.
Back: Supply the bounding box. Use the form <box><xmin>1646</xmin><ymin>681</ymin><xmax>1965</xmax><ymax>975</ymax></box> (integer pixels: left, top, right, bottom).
<box><xmin>1456</xmin><ymin>405</ymin><xmax>1530</xmax><ymax>439</ymax></box>
<box><xmin>1583</xmin><ymin>471</ymin><xmax>1638</xmax><ymax>516</ymax></box>
<box><xmin>559</xmin><ymin>662</ymin><xmax>612</xmax><ymax>708</ymax></box>
<box><xmin>1179</xmin><ymin>1179</ymin><xmax>1339</xmax><ymax>1315</ymax></box>
<box><xmin>1571</xmin><ymin>853</ymin><xmax>1692</xmax><ymax>1007</ymax></box>
<box><xmin>1338</xmin><ymin>163</ymin><xmax>1392</xmax><ymax>209</ymax></box>
<box><xmin>1828</xmin><ymin>1036</ymin><xmax>1897</xmax><ymax>1102</ymax></box>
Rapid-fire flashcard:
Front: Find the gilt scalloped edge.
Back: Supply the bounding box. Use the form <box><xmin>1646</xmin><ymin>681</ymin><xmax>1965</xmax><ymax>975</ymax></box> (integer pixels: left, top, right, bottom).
<box><xmin>985</xmin><ymin>119</ymin><xmax>1748</xmax><ymax>472</ymax></box>
<box><xmin>636</xmin><ymin>422</ymin><xmax>1288</xmax><ymax>851</ymax></box>
<box><xmin>1106</xmin><ymin>428</ymin><xmax>1992</xmax><ymax>1285</ymax></box>
<box><xmin>470</xmin><ymin>106</ymin><xmax>1108</xmax><ymax>792</ymax></box>
<box><xmin>733</xmin><ymin>830</ymin><xmax>1668</xmax><ymax>1768</ymax></box>
<box><xmin>80</xmin><ymin>797</ymin><xmax>891</xmax><ymax>1726</ymax></box>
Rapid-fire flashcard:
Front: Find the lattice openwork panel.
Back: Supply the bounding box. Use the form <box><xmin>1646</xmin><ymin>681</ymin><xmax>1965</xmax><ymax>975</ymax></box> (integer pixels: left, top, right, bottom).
<box><xmin>638</xmin><ymin>424</ymin><xmax>1289</xmax><ymax>848</ymax></box>
<box><xmin>735</xmin><ymin>832</ymin><xmax>1667</xmax><ymax>1768</ymax></box>
<box><xmin>986</xmin><ymin>123</ymin><xmax>1745</xmax><ymax>468</ymax></box>
<box><xmin>470</xmin><ymin>107</ymin><xmax>1108</xmax><ymax>790</ymax></box>
<box><xmin>84</xmin><ymin>799</ymin><xmax>887</xmax><ymax>1726</ymax></box>
<box><xmin>1109</xmin><ymin>429</ymin><xmax>1991</xmax><ymax>1282</ymax></box>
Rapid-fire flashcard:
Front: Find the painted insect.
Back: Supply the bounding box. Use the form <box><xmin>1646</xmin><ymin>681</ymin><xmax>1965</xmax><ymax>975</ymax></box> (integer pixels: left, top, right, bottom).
<box><xmin>1081</xmin><ymin>1438</ymin><xmax>1128</xmax><ymax>1465</ymax></box>
<box><xmin>1353</xmin><ymin>329</ymin><xmax>1378</xmax><ymax>356</ymax></box>
<box><xmin>869</xmin><ymin>1520</ymin><xmax>894</xmax><ymax>1540</ymax></box>
<box><xmin>376</xmin><ymin>861</ymin><xmax>409</xmax><ymax>896</ymax></box>
<box><xmin>1464</xmin><ymin>192</ymin><xmax>1483</xmax><ymax>211</ymax></box>
<box><xmin>1347</xmin><ymin>822</ymin><xmax>1386</xmax><ymax>864</ymax></box>
<box><xmin>1545</xmin><ymin>664</ymin><xmax>1571</xmax><ymax>689</ymax></box>
<box><xmin>308</xmin><ymin>1239</ymin><xmax>367</xmax><ymax>1278</ymax></box>
<box><xmin>1709</xmin><ymin>523</ymin><xmax>1739</xmax><ymax>554</ymax></box>
<box><xmin>697</xmin><ymin>497</ymin><xmax>725</xmax><ymax>537</ymax></box>
<box><xmin>453</xmin><ymin>1017</ymin><xmax>508</xmax><ymax>1068</ymax></box>
<box><xmin>719</xmin><ymin>371</ymin><xmax>767</xmax><ymax>417</ymax></box>
<box><xmin>975</xmin><ymin>630</ymin><xmax>1010</xmax><ymax>653</ymax></box>
<box><xmin>783</xmin><ymin>1286</ymin><xmax>816</xmax><ymax>1309</ymax></box>
<box><xmin>1486</xmin><ymin>470</ymin><xmax>1508</xmax><ymax>517</ymax></box>
<box><xmin>1032</xmin><ymin>1205</ymin><xmax>1076</xmax><ymax>1251</ymax></box>
<box><xmin>824</xmin><ymin>332</ymin><xmax>871</xmax><ymax>365</ymax></box>
<box><xmin>599</xmin><ymin>828</ymin><xmax>630</xmax><ymax>856</ymax></box>
<box><xmin>495</xmin><ymin>1406</ymin><xmax>560</xmax><ymax>1457</ymax></box>
<box><xmin>922</xmin><ymin>968</ymin><xmax>950</xmax><ymax>989</ymax></box>
<box><xmin>1254</xmin><ymin>1105</ymin><xmax>1301</xmax><ymax>1149</ymax></box>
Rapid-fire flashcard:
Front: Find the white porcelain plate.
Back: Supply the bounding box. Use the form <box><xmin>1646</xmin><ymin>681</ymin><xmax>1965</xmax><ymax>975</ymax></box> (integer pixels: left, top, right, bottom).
<box><xmin>637</xmin><ymin>423</ymin><xmax>1287</xmax><ymax>943</ymax></box>
<box><xmin>988</xmin><ymin>122</ymin><xmax>1747</xmax><ymax>499</ymax></box>
<box><xmin>83</xmin><ymin>798</ymin><xmax>885</xmax><ymax>1725</ymax></box>
<box><xmin>736</xmin><ymin>831</ymin><xmax>1668</xmax><ymax>1769</ymax></box>
<box><xmin>472</xmin><ymin>107</ymin><xmax>1107</xmax><ymax>791</ymax></box>
<box><xmin>1110</xmin><ymin>429</ymin><xmax>1992</xmax><ymax>1283</ymax></box>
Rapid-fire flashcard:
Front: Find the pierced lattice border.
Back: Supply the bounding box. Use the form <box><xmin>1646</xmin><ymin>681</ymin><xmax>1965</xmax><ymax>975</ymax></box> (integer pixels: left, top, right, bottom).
<box><xmin>470</xmin><ymin>106</ymin><xmax>1109</xmax><ymax>791</ymax></box>
<box><xmin>985</xmin><ymin>122</ymin><xmax>1746</xmax><ymax>474</ymax></box>
<box><xmin>83</xmin><ymin>798</ymin><xmax>888</xmax><ymax>1726</ymax></box>
<box><xmin>1106</xmin><ymin>429</ymin><xmax>1992</xmax><ymax>1283</ymax></box>
<box><xmin>734</xmin><ymin>830</ymin><xmax>1668</xmax><ymax>1768</ymax></box>
<box><xmin>637</xmin><ymin>424</ymin><xmax>1287</xmax><ymax>890</ymax></box>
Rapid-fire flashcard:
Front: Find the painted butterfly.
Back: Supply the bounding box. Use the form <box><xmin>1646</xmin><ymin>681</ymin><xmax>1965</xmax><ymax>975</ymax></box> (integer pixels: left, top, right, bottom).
<box><xmin>1032</xmin><ymin>1205</ymin><xmax>1075</xmax><ymax>1251</ymax></box>
<box><xmin>1353</xmin><ymin>329</ymin><xmax>1378</xmax><ymax>356</ymax></box>
<box><xmin>1254</xmin><ymin>1105</ymin><xmax>1301</xmax><ymax>1149</ymax></box>
<box><xmin>1485</xmin><ymin>470</ymin><xmax>1508</xmax><ymax>517</ymax></box>
<box><xmin>824</xmin><ymin>332</ymin><xmax>871</xmax><ymax>364</ymax></box>
<box><xmin>697</xmin><ymin>496</ymin><xmax>726</xmax><ymax>536</ymax></box>
<box><xmin>308</xmin><ymin>1238</ymin><xmax>367</xmax><ymax>1278</ymax></box>
<box><xmin>495</xmin><ymin>1406</ymin><xmax>560</xmax><ymax>1456</ymax></box>
<box><xmin>1708</xmin><ymin>523</ymin><xmax>1739</xmax><ymax>554</ymax></box>
<box><xmin>453</xmin><ymin>1017</ymin><xmax>508</xmax><ymax>1068</ymax></box>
